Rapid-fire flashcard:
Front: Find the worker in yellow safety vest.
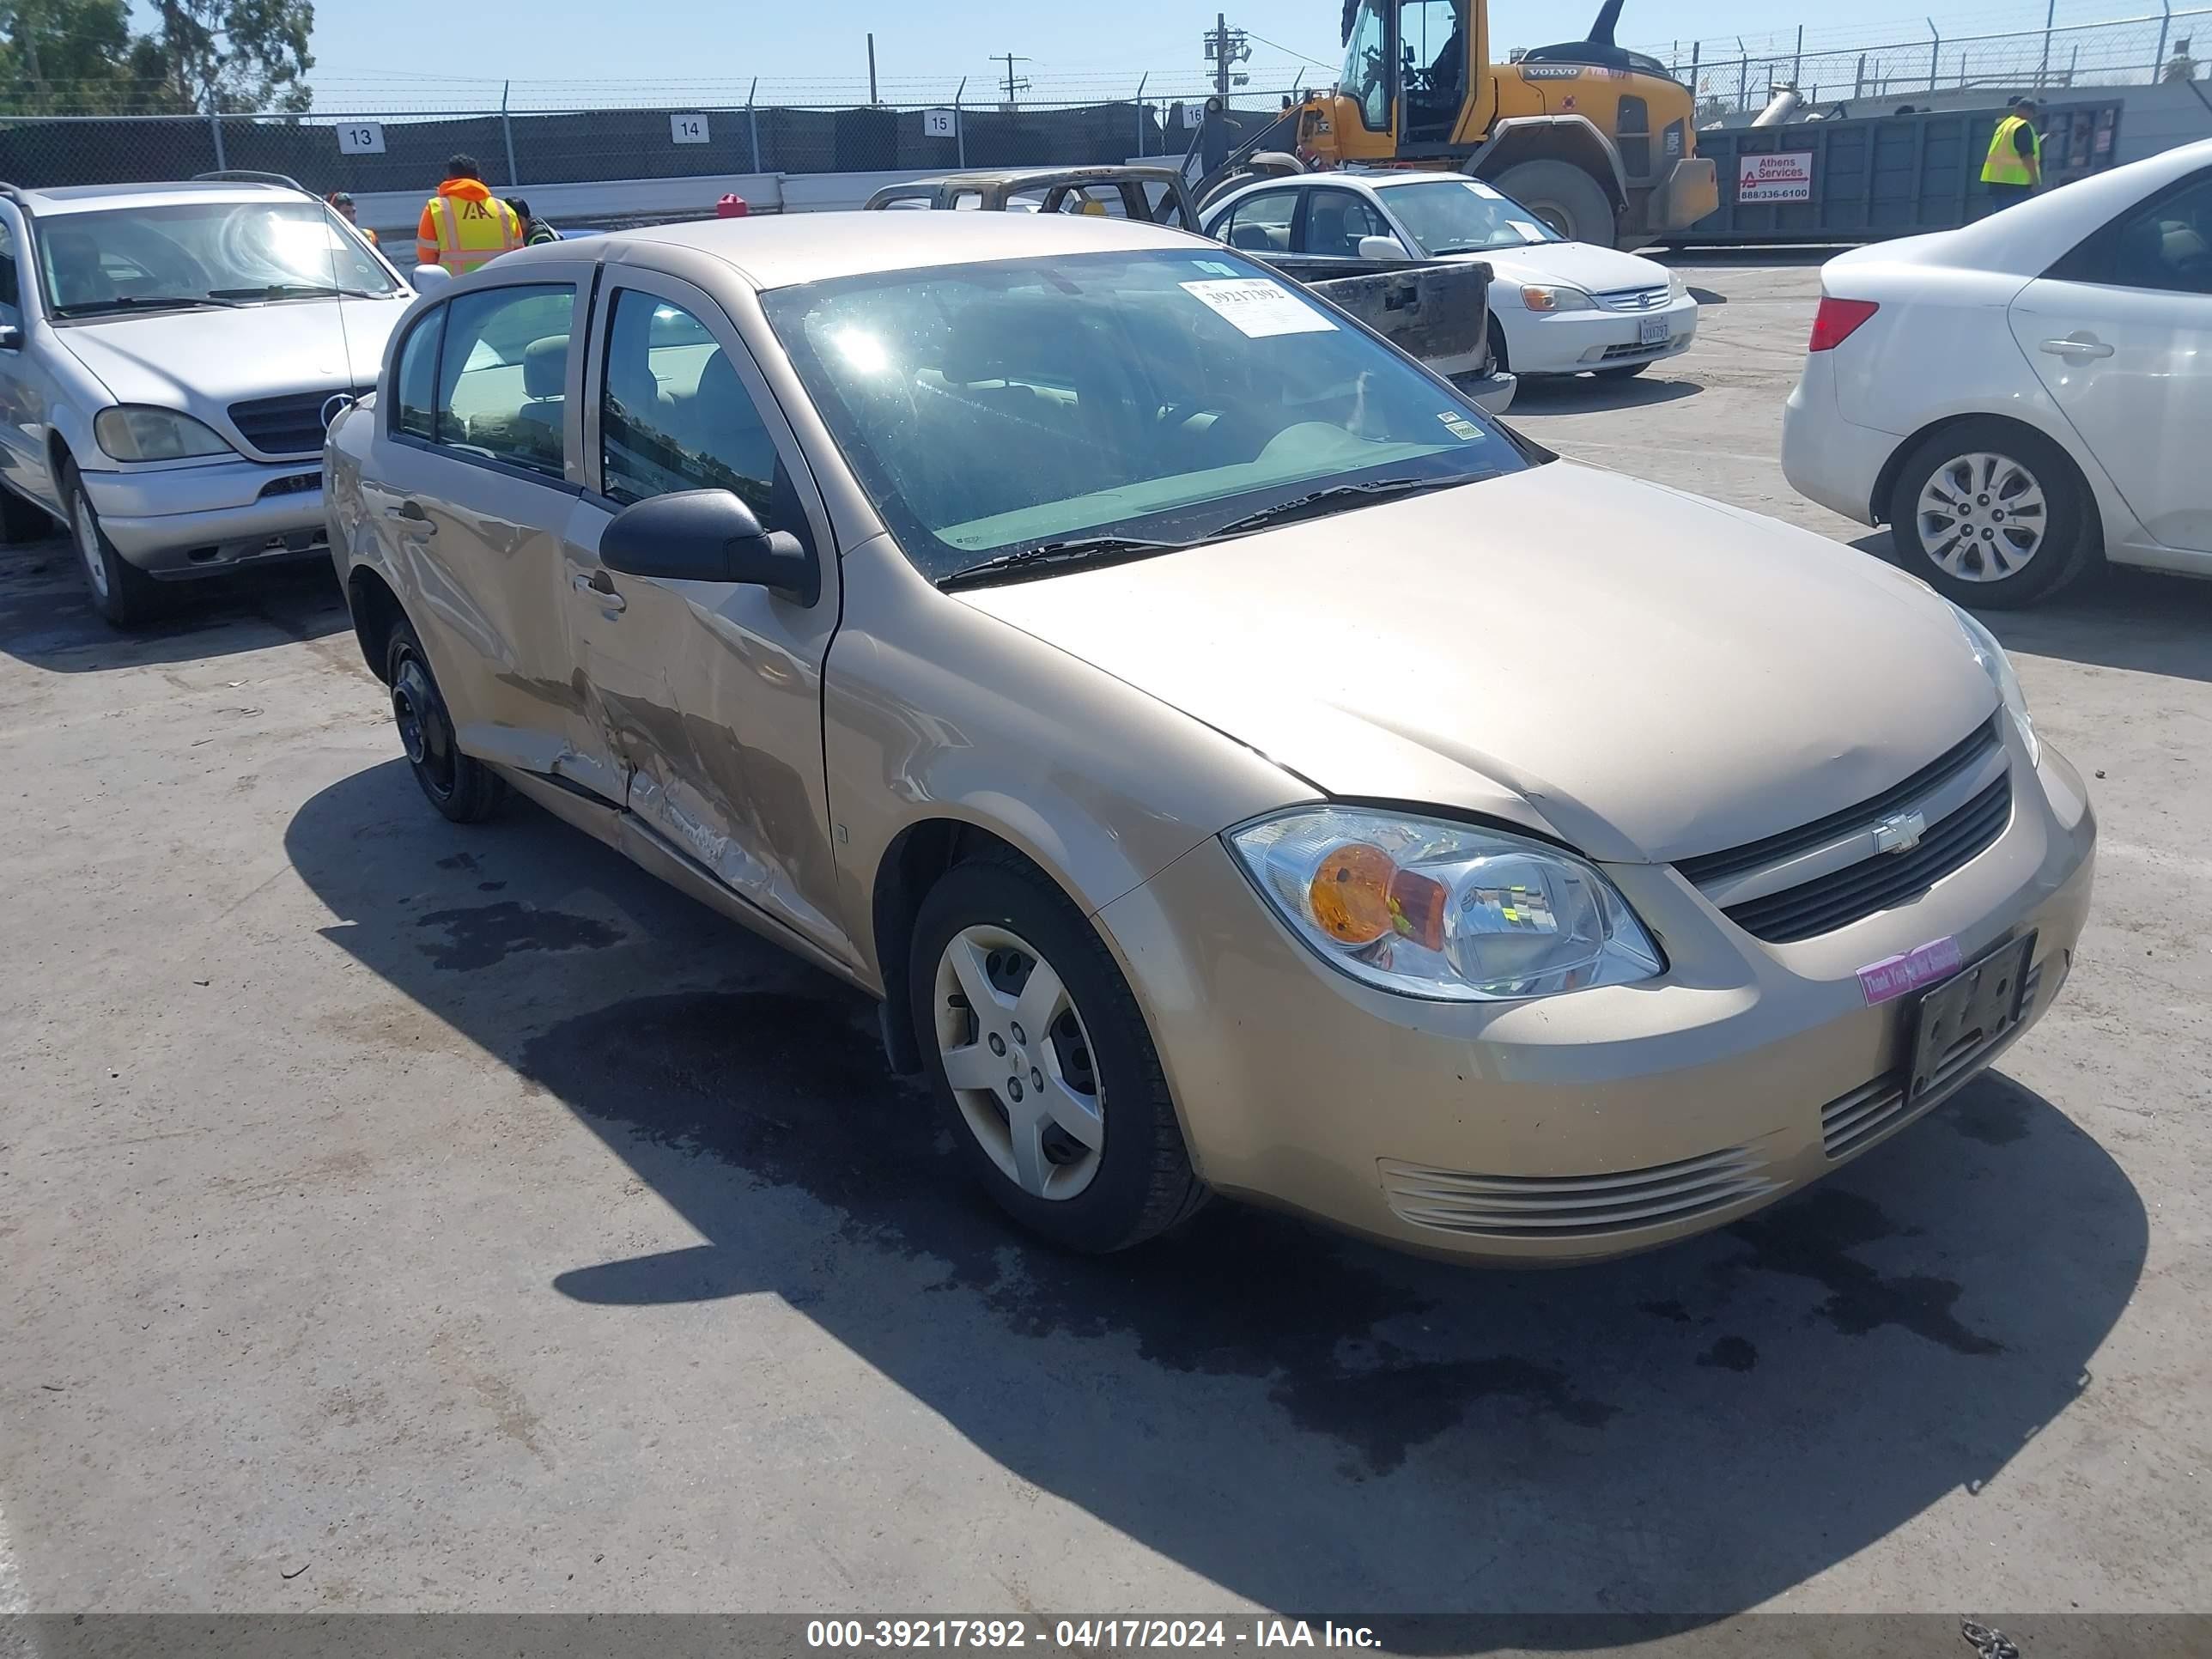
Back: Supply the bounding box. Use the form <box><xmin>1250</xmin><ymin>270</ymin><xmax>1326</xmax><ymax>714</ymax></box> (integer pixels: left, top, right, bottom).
<box><xmin>415</xmin><ymin>153</ymin><xmax>522</xmax><ymax>276</ymax></box>
<box><xmin>1980</xmin><ymin>99</ymin><xmax>2043</xmax><ymax>212</ymax></box>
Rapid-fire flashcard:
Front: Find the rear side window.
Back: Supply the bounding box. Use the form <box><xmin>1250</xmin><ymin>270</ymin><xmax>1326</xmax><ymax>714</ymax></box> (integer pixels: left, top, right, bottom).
<box><xmin>1214</xmin><ymin>191</ymin><xmax>1297</xmax><ymax>253</ymax></box>
<box><xmin>433</xmin><ymin>283</ymin><xmax>577</xmax><ymax>479</ymax></box>
<box><xmin>2051</xmin><ymin>169</ymin><xmax>2212</xmax><ymax>296</ymax></box>
<box><xmin>391</xmin><ymin>307</ymin><xmax>443</xmax><ymax>441</ymax></box>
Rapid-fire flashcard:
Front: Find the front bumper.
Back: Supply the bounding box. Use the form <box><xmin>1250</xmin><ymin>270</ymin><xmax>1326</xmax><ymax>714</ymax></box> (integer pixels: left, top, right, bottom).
<box><xmin>82</xmin><ymin>457</ymin><xmax>329</xmax><ymax>578</ymax></box>
<box><xmin>1504</xmin><ymin>294</ymin><xmax>1699</xmax><ymax>375</ymax></box>
<box><xmin>1097</xmin><ymin>738</ymin><xmax>2096</xmax><ymax>1264</ymax></box>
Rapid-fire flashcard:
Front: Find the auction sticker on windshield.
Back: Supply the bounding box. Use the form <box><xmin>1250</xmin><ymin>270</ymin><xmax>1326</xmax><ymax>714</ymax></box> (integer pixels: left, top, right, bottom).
<box><xmin>1181</xmin><ymin>278</ymin><xmax>1336</xmax><ymax>338</ymax></box>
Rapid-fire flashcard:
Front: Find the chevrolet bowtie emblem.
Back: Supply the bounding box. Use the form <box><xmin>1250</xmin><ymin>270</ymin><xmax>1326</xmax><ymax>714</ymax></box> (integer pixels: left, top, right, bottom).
<box><xmin>1872</xmin><ymin>810</ymin><xmax>1927</xmax><ymax>855</ymax></box>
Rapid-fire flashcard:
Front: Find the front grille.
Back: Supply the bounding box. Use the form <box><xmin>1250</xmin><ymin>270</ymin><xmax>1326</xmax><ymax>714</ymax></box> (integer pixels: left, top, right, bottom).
<box><xmin>1820</xmin><ymin>963</ymin><xmax>2043</xmax><ymax>1157</ymax></box>
<box><xmin>1600</xmin><ymin>341</ymin><xmax>1666</xmax><ymax>361</ymax></box>
<box><xmin>1720</xmin><ymin>773</ymin><xmax>2013</xmax><ymax>944</ymax></box>
<box><xmin>1378</xmin><ymin>1146</ymin><xmax>1780</xmax><ymax>1238</ymax></box>
<box><xmin>257</xmin><ymin>471</ymin><xmax>320</xmax><ymax>500</ymax></box>
<box><xmin>228</xmin><ymin>387</ymin><xmax>372</xmax><ymax>457</ymax></box>
<box><xmin>1595</xmin><ymin>284</ymin><xmax>1669</xmax><ymax>312</ymax></box>
<box><xmin>1679</xmin><ymin>717</ymin><xmax>2002</xmax><ymax>890</ymax></box>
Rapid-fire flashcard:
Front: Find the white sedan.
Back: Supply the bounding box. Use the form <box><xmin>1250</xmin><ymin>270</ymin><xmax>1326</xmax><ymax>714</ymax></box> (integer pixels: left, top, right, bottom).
<box><xmin>1783</xmin><ymin>137</ymin><xmax>2212</xmax><ymax>607</ymax></box>
<box><xmin>1202</xmin><ymin>172</ymin><xmax>1698</xmax><ymax>379</ymax></box>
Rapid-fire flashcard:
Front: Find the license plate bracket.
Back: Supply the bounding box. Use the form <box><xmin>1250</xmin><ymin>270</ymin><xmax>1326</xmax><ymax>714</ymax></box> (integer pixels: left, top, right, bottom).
<box><xmin>1906</xmin><ymin>932</ymin><xmax>2036</xmax><ymax>1103</ymax></box>
<box><xmin>1638</xmin><ymin>314</ymin><xmax>1671</xmax><ymax>345</ymax></box>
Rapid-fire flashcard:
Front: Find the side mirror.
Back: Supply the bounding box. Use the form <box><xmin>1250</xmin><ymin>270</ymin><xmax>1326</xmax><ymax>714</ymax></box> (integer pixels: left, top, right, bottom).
<box><xmin>411</xmin><ymin>264</ymin><xmax>452</xmax><ymax>289</ymax></box>
<box><xmin>1358</xmin><ymin>234</ymin><xmax>1412</xmax><ymax>264</ymax></box>
<box><xmin>600</xmin><ymin>489</ymin><xmax>819</xmax><ymax>605</ymax></box>
<box><xmin>0</xmin><ymin>322</ymin><xmax>20</xmax><ymax>350</ymax></box>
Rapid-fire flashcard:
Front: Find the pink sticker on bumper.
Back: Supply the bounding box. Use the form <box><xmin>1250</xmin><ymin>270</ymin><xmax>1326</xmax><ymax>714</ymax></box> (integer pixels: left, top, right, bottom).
<box><xmin>1857</xmin><ymin>936</ymin><xmax>1965</xmax><ymax>1006</ymax></box>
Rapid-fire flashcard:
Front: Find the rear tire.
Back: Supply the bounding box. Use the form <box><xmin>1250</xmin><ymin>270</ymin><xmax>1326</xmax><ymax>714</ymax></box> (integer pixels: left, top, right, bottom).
<box><xmin>1483</xmin><ymin>159</ymin><xmax>1615</xmax><ymax>246</ymax></box>
<box><xmin>62</xmin><ymin>460</ymin><xmax>163</xmax><ymax>629</ymax></box>
<box><xmin>1886</xmin><ymin>419</ymin><xmax>2099</xmax><ymax>609</ymax></box>
<box><xmin>384</xmin><ymin>617</ymin><xmax>506</xmax><ymax>823</ymax></box>
<box><xmin>909</xmin><ymin>855</ymin><xmax>1206</xmax><ymax>1254</ymax></box>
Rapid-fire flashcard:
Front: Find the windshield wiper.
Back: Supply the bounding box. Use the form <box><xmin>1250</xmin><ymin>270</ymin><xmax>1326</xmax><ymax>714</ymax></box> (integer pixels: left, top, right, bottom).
<box><xmin>206</xmin><ymin>283</ymin><xmax>387</xmax><ymax>301</ymax></box>
<box><xmin>1207</xmin><ymin>475</ymin><xmax>1472</xmax><ymax>538</ymax></box>
<box><xmin>936</xmin><ymin>534</ymin><xmax>1192</xmax><ymax>592</ymax></box>
<box><xmin>49</xmin><ymin>294</ymin><xmax>242</xmax><ymax>318</ymax></box>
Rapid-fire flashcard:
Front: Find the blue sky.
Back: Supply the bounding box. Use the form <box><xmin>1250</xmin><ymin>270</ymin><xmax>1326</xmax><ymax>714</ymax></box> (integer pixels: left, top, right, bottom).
<box><xmin>295</xmin><ymin>1</ymin><xmax>2171</xmax><ymax>108</ymax></box>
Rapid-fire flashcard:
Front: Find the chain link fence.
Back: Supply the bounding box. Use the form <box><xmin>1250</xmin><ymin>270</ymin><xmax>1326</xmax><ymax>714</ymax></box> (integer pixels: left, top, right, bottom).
<box><xmin>1644</xmin><ymin>7</ymin><xmax>2212</xmax><ymax>116</ymax></box>
<box><xmin>0</xmin><ymin>89</ymin><xmax>1304</xmax><ymax>199</ymax></box>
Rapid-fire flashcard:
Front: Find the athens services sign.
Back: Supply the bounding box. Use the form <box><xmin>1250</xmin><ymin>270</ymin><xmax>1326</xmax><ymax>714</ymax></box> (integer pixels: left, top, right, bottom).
<box><xmin>1737</xmin><ymin>151</ymin><xmax>1814</xmax><ymax>204</ymax></box>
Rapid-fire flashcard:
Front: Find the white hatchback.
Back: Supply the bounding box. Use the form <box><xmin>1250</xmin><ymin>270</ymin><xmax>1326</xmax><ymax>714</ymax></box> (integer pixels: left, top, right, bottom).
<box><xmin>1782</xmin><ymin>137</ymin><xmax>2212</xmax><ymax>608</ymax></box>
<box><xmin>1203</xmin><ymin>172</ymin><xmax>1698</xmax><ymax>380</ymax></box>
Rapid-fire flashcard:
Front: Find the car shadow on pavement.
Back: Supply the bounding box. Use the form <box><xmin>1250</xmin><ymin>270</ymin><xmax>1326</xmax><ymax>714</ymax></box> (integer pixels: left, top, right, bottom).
<box><xmin>1506</xmin><ymin>375</ymin><xmax>1700</xmax><ymax>416</ymax></box>
<box><xmin>1848</xmin><ymin>532</ymin><xmax>2212</xmax><ymax>684</ymax></box>
<box><xmin>285</xmin><ymin>760</ymin><xmax>2148</xmax><ymax>1629</ymax></box>
<box><xmin>0</xmin><ymin>534</ymin><xmax>349</xmax><ymax>672</ymax></box>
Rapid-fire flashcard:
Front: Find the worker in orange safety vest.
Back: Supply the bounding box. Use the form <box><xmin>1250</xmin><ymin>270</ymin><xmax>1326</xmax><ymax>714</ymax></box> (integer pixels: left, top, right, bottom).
<box><xmin>415</xmin><ymin>153</ymin><xmax>522</xmax><ymax>276</ymax></box>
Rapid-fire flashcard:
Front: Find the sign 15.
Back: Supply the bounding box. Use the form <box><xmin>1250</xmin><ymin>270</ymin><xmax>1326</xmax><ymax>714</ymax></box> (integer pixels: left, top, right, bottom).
<box><xmin>923</xmin><ymin>107</ymin><xmax>958</xmax><ymax>139</ymax></box>
<box><xmin>336</xmin><ymin>122</ymin><xmax>386</xmax><ymax>155</ymax></box>
<box><xmin>670</xmin><ymin>113</ymin><xmax>710</xmax><ymax>145</ymax></box>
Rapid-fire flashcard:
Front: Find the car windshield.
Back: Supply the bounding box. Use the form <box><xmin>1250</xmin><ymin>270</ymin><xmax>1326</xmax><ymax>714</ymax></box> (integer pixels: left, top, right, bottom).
<box><xmin>39</xmin><ymin>199</ymin><xmax>398</xmax><ymax>314</ymax></box>
<box><xmin>763</xmin><ymin>246</ymin><xmax>1529</xmax><ymax>584</ymax></box>
<box><xmin>1382</xmin><ymin>179</ymin><xmax>1559</xmax><ymax>255</ymax></box>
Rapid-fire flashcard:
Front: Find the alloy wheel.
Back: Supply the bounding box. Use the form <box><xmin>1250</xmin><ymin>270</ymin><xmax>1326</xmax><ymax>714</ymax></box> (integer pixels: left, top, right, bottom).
<box><xmin>70</xmin><ymin>492</ymin><xmax>109</xmax><ymax>601</ymax></box>
<box><xmin>1915</xmin><ymin>451</ymin><xmax>2048</xmax><ymax>583</ymax></box>
<box><xmin>932</xmin><ymin>923</ymin><xmax>1105</xmax><ymax>1200</ymax></box>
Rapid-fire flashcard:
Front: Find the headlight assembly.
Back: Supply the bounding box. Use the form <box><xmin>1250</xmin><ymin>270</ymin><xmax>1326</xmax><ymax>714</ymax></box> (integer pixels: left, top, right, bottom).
<box><xmin>1226</xmin><ymin>806</ymin><xmax>1662</xmax><ymax>1002</ymax></box>
<box><xmin>1953</xmin><ymin>604</ymin><xmax>2039</xmax><ymax>766</ymax></box>
<box><xmin>1520</xmin><ymin>284</ymin><xmax>1596</xmax><ymax>313</ymax></box>
<box><xmin>94</xmin><ymin>406</ymin><xmax>234</xmax><ymax>463</ymax></box>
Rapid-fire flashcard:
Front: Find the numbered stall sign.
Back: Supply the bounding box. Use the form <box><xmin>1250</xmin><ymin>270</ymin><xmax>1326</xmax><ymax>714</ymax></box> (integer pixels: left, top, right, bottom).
<box><xmin>670</xmin><ymin>113</ymin><xmax>711</xmax><ymax>145</ymax></box>
<box><xmin>336</xmin><ymin>121</ymin><xmax>386</xmax><ymax>155</ymax></box>
<box><xmin>923</xmin><ymin>107</ymin><xmax>958</xmax><ymax>140</ymax></box>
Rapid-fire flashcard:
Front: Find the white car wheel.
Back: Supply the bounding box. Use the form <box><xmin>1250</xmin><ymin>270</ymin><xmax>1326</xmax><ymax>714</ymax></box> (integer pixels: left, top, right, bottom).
<box><xmin>932</xmin><ymin>921</ymin><xmax>1105</xmax><ymax>1201</ymax></box>
<box><xmin>1914</xmin><ymin>450</ymin><xmax>2049</xmax><ymax>583</ymax></box>
<box><xmin>70</xmin><ymin>489</ymin><xmax>110</xmax><ymax>601</ymax></box>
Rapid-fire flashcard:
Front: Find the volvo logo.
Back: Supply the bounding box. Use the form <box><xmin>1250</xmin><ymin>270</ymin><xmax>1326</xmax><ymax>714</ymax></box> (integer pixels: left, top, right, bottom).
<box><xmin>1872</xmin><ymin>811</ymin><xmax>1928</xmax><ymax>856</ymax></box>
<box><xmin>319</xmin><ymin>392</ymin><xmax>356</xmax><ymax>431</ymax></box>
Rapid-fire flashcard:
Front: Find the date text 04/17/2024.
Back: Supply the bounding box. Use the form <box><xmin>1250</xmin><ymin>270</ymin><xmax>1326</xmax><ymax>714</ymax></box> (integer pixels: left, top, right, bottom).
<box><xmin>805</xmin><ymin>1619</ymin><xmax>1382</xmax><ymax>1650</ymax></box>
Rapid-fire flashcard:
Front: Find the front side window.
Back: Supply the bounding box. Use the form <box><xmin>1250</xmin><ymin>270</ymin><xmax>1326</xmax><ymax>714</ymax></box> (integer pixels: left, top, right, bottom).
<box><xmin>1341</xmin><ymin>0</ymin><xmax>1393</xmax><ymax>131</ymax></box>
<box><xmin>392</xmin><ymin>307</ymin><xmax>444</xmax><ymax>441</ymax></box>
<box><xmin>1214</xmin><ymin>190</ymin><xmax>1297</xmax><ymax>252</ymax></box>
<box><xmin>37</xmin><ymin>200</ymin><xmax>398</xmax><ymax>318</ymax></box>
<box><xmin>763</xmin><ymin>247</ymin><xmax>1529</xmax><ymax>585</ymax></box>
<box><xmin>433</xmin><ymin>283</ymin><xmax>575</xmax><ymax>478</ymax></box>
<box><xmin>1383</xmin><ymin>179</ymin><xmax>1559</xmax><ymax>255</ymax></box>
<box><xmin>598</xmin><ymin>289</ymin><xmax>796</xmax><ymax>538</ymax></box>
<box><xmin>1297</xmin><ymin>191</ymin><xmax>1395</xmax><ymax>257</ymax></box>
<box><xmin>0</xmin><ymin>219</ymin><xmax>18</xmax><ymax>321</ymax></box>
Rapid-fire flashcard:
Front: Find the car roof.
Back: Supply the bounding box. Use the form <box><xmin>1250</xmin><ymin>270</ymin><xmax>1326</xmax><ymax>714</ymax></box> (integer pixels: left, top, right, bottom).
<box><xmin>14</xmin><ymin>179</ymin><xmax>311</xmax><ymax>215</ymax></box>
<box><xmin>514</xmin><ymin>209</ymin><xmax>1207</xmax><ymax>289</ymax></box>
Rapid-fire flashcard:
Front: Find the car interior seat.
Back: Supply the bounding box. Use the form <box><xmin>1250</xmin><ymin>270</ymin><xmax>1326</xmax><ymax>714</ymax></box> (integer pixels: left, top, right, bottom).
<box><xmin>513</xmin><ymin>334</ymin><xmax>568</xmax><ymax>465</ymax></box>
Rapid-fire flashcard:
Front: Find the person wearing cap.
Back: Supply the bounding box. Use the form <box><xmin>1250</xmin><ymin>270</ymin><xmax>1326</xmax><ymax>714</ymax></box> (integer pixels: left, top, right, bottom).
<box><xmin>415</xmin><ymin>153</ymin><xmax>523</xmax><ymax>276</ymax></box>
<box><xmin>327</xmin><ymin>191</ymin><xmax>377</xmax><ymax>246</ymax></box>
<box><xmin>1980</xmin><ymin>98</ymin><xmax>2042</xmax><ymax>211</ymax></box>
<box><xmin>507</xmin><ymin>198</ymin><xmax>562</xmax><ymax>246</ymax></box>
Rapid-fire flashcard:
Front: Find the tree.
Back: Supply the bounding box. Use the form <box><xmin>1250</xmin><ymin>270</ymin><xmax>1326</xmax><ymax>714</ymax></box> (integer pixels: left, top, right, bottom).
<box><xmin>1</xmin><ymin>0</ymin><xmax>151</xmax><ymax>113</ymax></box>
<box><xmin>151</xmin><ymin>0</ymin><xmax>314</xmax><ymax>113</ymax></box>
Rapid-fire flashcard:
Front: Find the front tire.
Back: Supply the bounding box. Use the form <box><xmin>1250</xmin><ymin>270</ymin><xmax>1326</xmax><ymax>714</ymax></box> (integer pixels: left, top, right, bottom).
<box><xmin>1483</xmin><ymin>159</ymin><xmax>1615</xmax><ymax>246</ymax></box>
<box><xmin>62</xmin><ymin>461</ymin><xmax>163</xmax><ymax>628</ymax></box>
<box><xmin>909</xmin><ymin>856</ymin><xmax>1206</xmax><ymax>1254</ymax></box>
<box><xmin>385</xmin><ymin>617</ymin><xmax>505</xmax><ymax>823</ymax></box>
<box><xmin>1887</xmin><ymin>420</ymin><xmax>2098</xmax><ymax>608</ymax></box>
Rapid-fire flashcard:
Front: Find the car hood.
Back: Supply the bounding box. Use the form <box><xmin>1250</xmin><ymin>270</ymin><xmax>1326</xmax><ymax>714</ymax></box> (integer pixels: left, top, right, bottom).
<box><xmin>58</xmin><ymin>296</ymin><xmax>406</xmax><ymax>436</ymax></box>
<box><xmin>1445</xmin><ymin>239</ymin><xmax>1669</xmax><ymax>295</ymax></box>
<box><xmin>951</xmin><ymin>463</ymin><xmax>1997</xmax><ymax>865</ymax></box>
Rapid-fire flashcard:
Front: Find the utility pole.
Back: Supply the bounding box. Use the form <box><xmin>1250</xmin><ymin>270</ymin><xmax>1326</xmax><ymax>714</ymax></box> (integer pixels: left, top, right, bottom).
<box><xmin>1202</xmin><ymin>13</ymin><xmax>1252</xmax><ymax>103</ymax></box>
<box><xmin>997</xmin><ymin>52</ymin><xmax>1031</xmax><ymax>110</ymax></box>
<box><xmin>867</xmin><ymin>33</ymin><xmax>878</xmax><ymax>104</ymax></box>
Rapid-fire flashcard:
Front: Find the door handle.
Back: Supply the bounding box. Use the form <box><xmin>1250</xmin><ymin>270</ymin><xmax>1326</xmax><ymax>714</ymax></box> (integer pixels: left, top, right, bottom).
<box><xmin>2040</xmin><ymin>334</ymin><xmax>2114</xmax><ymax>359</ymax></box>
<box><xmin>384</xmin><ymin>501</ymin><xmax>435</xmax><ymax>536</ymax></box>
<box><xmin>573</xmin><ymin>568</ymin><xmax>626</xmax><ymax>612</ymax></box>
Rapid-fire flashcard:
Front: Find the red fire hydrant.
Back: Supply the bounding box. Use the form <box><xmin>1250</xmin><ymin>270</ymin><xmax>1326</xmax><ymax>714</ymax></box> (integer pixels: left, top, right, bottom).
<box><xmin>716</xmin><ymin>194</ymin><xmax>749</xmax><ymax>218</ymax></box>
